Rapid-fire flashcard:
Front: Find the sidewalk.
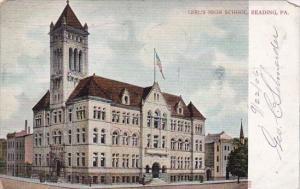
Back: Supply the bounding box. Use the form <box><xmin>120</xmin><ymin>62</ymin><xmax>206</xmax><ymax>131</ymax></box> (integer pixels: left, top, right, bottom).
<box><xmin>0</xmin><ymin>174</ymin><xmax>248</xmax><ymax>189</ymax></box>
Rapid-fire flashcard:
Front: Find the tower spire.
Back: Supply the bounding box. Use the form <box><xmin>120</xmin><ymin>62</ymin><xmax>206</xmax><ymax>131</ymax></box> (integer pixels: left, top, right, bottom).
<box><xmin>240</xmin><ymin>118</ymin><xmax>245</xmax><ymax>144</ymax></box>
<box><xmin>66</xmin><ymin>0</ymin><xmax>69</xmax><ymax>4</ymax></box>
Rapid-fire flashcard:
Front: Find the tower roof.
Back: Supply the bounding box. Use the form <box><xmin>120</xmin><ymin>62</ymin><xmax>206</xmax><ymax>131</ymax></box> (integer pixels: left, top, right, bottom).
<box><xmin>53</xmin><ymin>3</ymin><xmax>84</xmax><ymax>31</ymax></box>
<box><xmin>240</xmin><ymin>119</ymin><xmax>244</xmax><ymax>139</ymax></box>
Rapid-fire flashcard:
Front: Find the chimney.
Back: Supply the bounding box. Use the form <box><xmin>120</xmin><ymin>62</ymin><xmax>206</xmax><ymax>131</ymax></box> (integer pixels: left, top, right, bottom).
<box><xmin>28</xmin><ymin>127</ymin><xmax>31</xmax><ymax>134</ymax></box>
<box><xmin>25</xmin><ymin>120</ymin><xmax>28</xmax><ymax>134</ymax></box>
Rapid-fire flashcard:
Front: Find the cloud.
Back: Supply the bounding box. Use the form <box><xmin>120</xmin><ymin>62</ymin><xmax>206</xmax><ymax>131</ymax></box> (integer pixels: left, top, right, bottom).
<box><xmin>0</xmin><ymin>87</ymin><xmax>22</xmax><ymax>120</ymax></box>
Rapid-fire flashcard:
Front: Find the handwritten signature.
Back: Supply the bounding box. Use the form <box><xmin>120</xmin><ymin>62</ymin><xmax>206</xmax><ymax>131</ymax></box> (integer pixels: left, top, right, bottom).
<box><xmin>250</xmin><ymin>26</ymin><xmax>283</xmax><ymax>160</ymax></box>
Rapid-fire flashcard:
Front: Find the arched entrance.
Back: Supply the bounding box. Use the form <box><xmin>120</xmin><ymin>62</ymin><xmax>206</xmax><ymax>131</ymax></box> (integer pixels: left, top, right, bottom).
<box><xmin>152</xmin><ymin>162</ymin><xmax>160</xmax><ymax>178</ymax></box>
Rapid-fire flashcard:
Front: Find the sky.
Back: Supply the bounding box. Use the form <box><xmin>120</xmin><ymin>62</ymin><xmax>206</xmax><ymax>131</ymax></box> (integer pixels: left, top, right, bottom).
<box><xmin>0</xmin><ymin>0</ymin><xmax>248</xmax><ymax>138</ymax></box>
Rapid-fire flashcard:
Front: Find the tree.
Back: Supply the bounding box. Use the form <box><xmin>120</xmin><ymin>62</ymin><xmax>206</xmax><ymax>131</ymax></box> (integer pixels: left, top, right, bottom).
<box><xmin>227</xmin><ymin>140</ymin><xmax>248</xmax><ymax>183</ymax></box>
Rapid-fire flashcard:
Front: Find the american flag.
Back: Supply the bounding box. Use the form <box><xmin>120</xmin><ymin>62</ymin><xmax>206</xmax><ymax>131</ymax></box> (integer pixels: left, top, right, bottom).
<box><xmin>155</xmin><ymin>50</ymin><xmax>165</xmax><ymax>80</ymax></box>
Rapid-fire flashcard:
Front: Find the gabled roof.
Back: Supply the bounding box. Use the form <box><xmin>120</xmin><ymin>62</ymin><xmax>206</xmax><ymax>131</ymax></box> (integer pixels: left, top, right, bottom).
<box><xmin>32</xmin><ymin>91</ymin><xmax>50</xmax><ymax>111</ymax></box>
<box><xmin>163</xmin><ymin>93</ymin><xmax>191</xmax><ymax>117</ymax></box>
<box><xmin>187</xmin><ymin>101</ymin><xmax>206</xmax><ymax>120</ymax></box>
<box><xmin>66</xmin><ymin>74</ymin><xmax>205</xmax><ymax>119</ymax></box>
<box><xmin>67</xmin><ymin>75</ymin><xmax>147</xmax><ymax>107</ymax></box>
<box><xmin>53</xmin><ymin>3</ymin><xmax>84</xmax><ymax>31</ymax></box>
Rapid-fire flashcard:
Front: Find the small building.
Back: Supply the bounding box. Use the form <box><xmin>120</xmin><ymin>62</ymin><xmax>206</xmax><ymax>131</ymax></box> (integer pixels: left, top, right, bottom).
<box><xmin>205</xmin><ymin>132</ymin><xmax>233</xmax><ymax>179</ymax></box>
<box><xmin>0</xmin><ymin>138</ymin><xmax>7</xmax><ymax>174</ymax></box>
<box><xmin>6</xmin><ymin>120</ymin><xmax>33</xmax><ymax>177</ymax></box>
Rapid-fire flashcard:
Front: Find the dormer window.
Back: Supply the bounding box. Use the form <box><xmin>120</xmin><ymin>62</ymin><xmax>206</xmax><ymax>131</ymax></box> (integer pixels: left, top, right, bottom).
<box><xmin>121</xmin><ymin>89</ymin><xmax>130</xmax><ymax>105</ymax></box>
<box><xmin>178</xmin><ymin>108</ymin><xmax>183</xmax><ymax>114</ymax></box>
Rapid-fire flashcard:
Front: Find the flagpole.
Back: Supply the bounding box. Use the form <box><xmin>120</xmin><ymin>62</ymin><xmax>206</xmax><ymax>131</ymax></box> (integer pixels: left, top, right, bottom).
<box><xmin>154</xmin><ymin>48</ymin><xmax>156</xmax><ymax>83</ymax></box>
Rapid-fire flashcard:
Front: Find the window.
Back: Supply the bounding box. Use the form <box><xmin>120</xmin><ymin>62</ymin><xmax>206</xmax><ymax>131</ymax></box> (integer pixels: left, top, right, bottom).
<box><xmin>153</xmin><ymin>110</ymin><xmax>160</xmax><ymax>129</ymax></box>
<box><xmin>178</xmin><ymin>139</ymin><xmax>183</xmax><ymax>150</ymax></box>
<box><xmin>93</xmin><ymin>128</ymin><xmax>98</xmax><ymax>143</ymax></box>
<box><xmin>147</xmin><ymin>111</ymin><xmax>152</xmax><ymax>127</ymax></box>
<box><xmin>132</xmin><ymin>114</ymin><xmax>139</xmax><ymax>125</ymax></box>
<box><xmin>53</xmin><ymin>111</ymin><xmax>57</xmax><ymax>124</ymax></box>
<box><xmin>147</xmin><ymin>134</ymin><xmax>151</xmax><ymax>148</ymax></box>
<box><xmin>68</xmin><ymin>130</ymin><xmax>72</xmax><ymax>144</ymax></box>
<box><xmin>132</xmin><ymin>134</ymin><xmax>138</xmax><ymax>146</ymax></box>
<box><xmin>93</xmin><ymin>106</ymin><xmax>106</xmax><ymax>120</ymax></box>
<box><xmin>58</xmin><ymin>110</ymin><xmax>62</xmax><ymax>123</ymax></box>
<box><xmin>199</xmin><ymin>140</ymin><xmax>203</xmax><ymax>151</ymax></box>
<box><xmin>195</xmin><ymin>140</ymin><xmax>199</xmax><ymax>151</ymax></box>
<box><xmin>217</xmin><ymin>166</ymin><xmax>219</xmax><ymax>172</ymax></box>
<box><xmin>46</xmin><ymin>133</ymin><xmax>50</xmax><ymax>145</ymax></box>
<box><xmin>122</xmin><ymin>154</ymin><xmax>129</xmax><ymax>168</ymax></box>
<box><xmin>81</xmin><ymin>153</ymin><xmax>86</xmax><ymax>166</ymax></box>
<box><xmin>76</xmin><ymin>153</ymin><xmax>80</xmax><ymax>166</ymax></box>
<box><xmin>153</xmin><ymin>135</ymin><xmax>159</xmax><ymax>148</ymax></box>
<box><xmin>39</xmin><ymin>133</ymin><xmax>42</xmax><ymax>146</ymax></box>
<box><xmin>112</xmin><ymin>131</ymin><xmax>119</xmax><ymax>145</ymax></box>
<box><xmin>146</xmin><ymin>165</ymin><xmax>150</xmax><ymax>173</ymax></box>
<box><xmin>217</xmin><ymin>156</ymin><xmax>219</xmax><ymax>162</ymax></box>
<box><xmin>82</xmin><ymin>128</ymin><xmax>86</xmax><ymax>143</ymax></box>
<box><xmin>122</xmin><ymin>133</ymin><xmax>129</xmax><ymax>145</ymax></box>
<box><xmin>68</xmin><ymin>153</ymin><xmax>72</xmax><ymax>166</ymax></box>
<box><xmin>171</xmin><ymin>156</ymin><xmax>176</xmax><ymax>169</ymax></box>
<box><xmin>93</xmin><ymin>153</ymin><xmax>98</xmax><ymax>167</ymax></box>
<box><xmin>34</xmin><ymin>134</ymin><xmax>38</xmax><ymax>146</ymax></box>
<box><xmin>68</xmin><ymin>109</ymin><xmax>72</xmax><ymax>122</ymax></box>
<box><xmin>184</xmin><ymin>139</ymin><xmax>190</xmax><ymax>151</ymax></box>
<box><xmin>76</xmin><ymin>129</ymin><xmax>80</xmax><ymax>143</ymax></box>
<box><xmin>35</xmin><ymin>114</ymin><xmax>42</xmax><ymax>127</ymax></box>
<box><xmin>124</xmin><ymin>95</ymin><xmax>129</xmax><ymax>105</ymax></box>
<box><xmin>161</xmin><ymin>113</ymin><xmax>167</xmax><ymax>130</ymax></box>
<box><xmin>162</xmin><ymin>136</ymin><xmax>166</xmax><ymax>148</ymax></box>
<box><xmin>46</xmin><ymin>113</ymin><xmax>50</xmax><ymax>125</ymax></box>
<box><xmin>112</xmin><ymin>153</ymin><xmax>119</xmax><ymax>167</ymax></box>
<box><xmin>217</xmin><ymin>145</ymin><xmax>219</xmax><ymax>152</ymax></box>
<box><xmin>171</xmin><ymin>138</ymin><xmax>176</xmax><ymax>150</ymax></box>
<box><xmin>100</xmin><ymin>129</ymin><xmax>106</xmax><ymax>144</ymax></box>
<box><xmin>100</xmin><ymin>153</ymin><xmax>105</xmax><ymax>167</ymax></box>
<box><xmin>112</xmin><ymin>111</ymin><xmax>120</xmax><ymax>123</ymax></box>
<box><xmin>76</xmin><ymin>106</ymin><xmax>86</xmax><ymax>120</ymax></box>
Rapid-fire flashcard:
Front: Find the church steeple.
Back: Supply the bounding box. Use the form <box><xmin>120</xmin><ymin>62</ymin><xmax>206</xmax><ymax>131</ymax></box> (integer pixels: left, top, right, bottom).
<box><xmin>49</xmin><ymin>2</ymin><xmax>89</xmax><ymax>107</ymax></box>
<box><xmin>240</xmin><ymin>119</ymin><xmax>245</xmax><ymax>145</ymax></box>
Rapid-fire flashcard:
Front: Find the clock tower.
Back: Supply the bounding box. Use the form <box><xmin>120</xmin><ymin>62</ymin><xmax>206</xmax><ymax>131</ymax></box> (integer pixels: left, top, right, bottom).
<box><xmin>49</xmin><ymin>1</ymin><xmax>89</xmax><ymax>108</ymax></box>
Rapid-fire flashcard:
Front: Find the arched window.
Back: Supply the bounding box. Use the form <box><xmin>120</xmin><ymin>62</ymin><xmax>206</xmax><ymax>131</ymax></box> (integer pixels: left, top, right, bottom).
<box><xmin>122</xmin><ymin>132</ymin><xmax>129</xmax><ymax>145</ymax></box>
<box><xmin>78</xmin><ymin>50</ymin><xmax>82</xmax><ymax>72</ymax></box>
<box><xmin>74</xmin><ymin>49</ymin><xmax>78</xmax><ymax>71</ymax></box>
<box><xmin>112</xmin><ymin>131</ymin><xmax>119</xmax><ymax>145</ymax></box>
<box><xmin>34</xmin><ymin>134</ymin><xmax>38</xmax><ymax>146</ymax></box>
<box><xmin>93</xmin><ymin>128</ymin><xmax>98</xmax><ymax>143</ymax></box>
<box><xmin>171</xmin><ymin>138</ymin><xmax>176</xmax><ymax>150</ymax></box>
<box><xmin>185</xmin><ymin>139</ymin><xmax>190</xmax><ymax>151</ymax></box>
<box><xmin>154</xmin><ymin>110</ymin><xmax>161</xmax><ymax>129</ymax></box>
<box><xmin>100</xmin><ymin>129</ymin><xmax>106</xmax><ymax>144</ymax></box>
<box><xmin>69</xmin><ymin>48</ymin><xmax>73</xmax><ymax>70</ymax></box>
<box><xmin>178</xmin><ymin>139</ymin><xmax>183</xmax><ymax>150</ymax></box>
<box><xmin>132</xmin><ymin>134</ymin><xmax>138</xmax><ymax>146</ymax></box>
<box><xmin>147</xmin><ymin>111</ymin><xmax>152</xmax><ymax>127</ymax></box>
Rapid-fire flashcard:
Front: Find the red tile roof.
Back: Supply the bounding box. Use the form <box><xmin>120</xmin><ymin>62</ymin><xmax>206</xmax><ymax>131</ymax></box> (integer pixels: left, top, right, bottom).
<box><xmin>32</xmin><ymin>75</ymin><xmax>205</xmax><ymax>120</ymax></box>
<box><xmin>32</xmin><ymin>90</ymin><xmax>50</xmax><ymax>111</ymax></box>
<box><xmin>53</xmin><ymin>4</ymin><xmax>84</xmax><ymax>30</ymax></box>
<box><xmin>66</xmin><ymin>75</ymin><xmax>205</xmax><ymax>120</ymax></box>
<box><xmin>187</xmin><ymin>102</ymin><xmax>206</xmax><ymax>120</ymax></box>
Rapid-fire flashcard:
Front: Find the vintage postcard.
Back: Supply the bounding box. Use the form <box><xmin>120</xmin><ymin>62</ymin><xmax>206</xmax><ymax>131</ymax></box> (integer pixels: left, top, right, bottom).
<box><xmin>0</xmin><ymin>0</ymin><xmax>298</xmax><ymax>189</ymax></box>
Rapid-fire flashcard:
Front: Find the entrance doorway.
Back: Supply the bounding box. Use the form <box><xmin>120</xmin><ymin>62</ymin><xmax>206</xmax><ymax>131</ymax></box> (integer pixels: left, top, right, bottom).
<box><xmin>206</xmin><ymin>169</ymin><xmax>211</xmax><ymax>181</ymax></box>
<box><xmin>152</xmin><ymin>162</ymin><xmax>160</xmax><ymax>178</ymax></box>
